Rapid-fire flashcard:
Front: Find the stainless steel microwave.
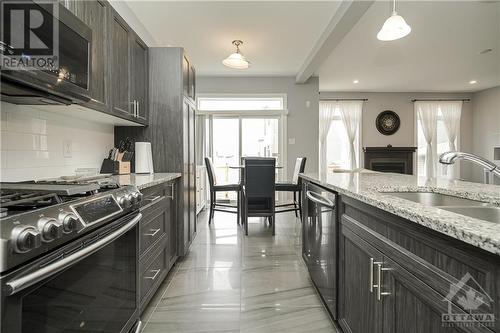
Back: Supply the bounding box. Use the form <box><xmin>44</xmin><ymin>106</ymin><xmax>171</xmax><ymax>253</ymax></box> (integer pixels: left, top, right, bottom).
<box><xmin>0</xmin><ymin>0</ymin><xmax>92</xmax><ymax>105</ymax></box>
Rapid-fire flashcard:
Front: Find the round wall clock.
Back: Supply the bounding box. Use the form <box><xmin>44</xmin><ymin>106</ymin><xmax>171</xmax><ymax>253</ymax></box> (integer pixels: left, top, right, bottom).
<box><xmin>376</xmin><ymin>110</ymin><xmax>400</xmax><ymax>135</ymax></box>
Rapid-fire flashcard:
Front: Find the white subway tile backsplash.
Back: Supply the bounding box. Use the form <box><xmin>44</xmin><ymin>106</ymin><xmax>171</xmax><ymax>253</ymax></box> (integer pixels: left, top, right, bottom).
<box><xmin>0</xmin><ymin>102</ymin><xmax>114</xmax><ymax>181</ymax></box>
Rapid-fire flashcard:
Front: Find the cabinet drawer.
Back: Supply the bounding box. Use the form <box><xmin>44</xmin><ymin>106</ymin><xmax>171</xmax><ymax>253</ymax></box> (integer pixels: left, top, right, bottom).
<box><xmin>140</xmin><ymin>206</ymin><xmax>166</xmax><ymax>256</ymax></box>
<box><xmin>140</xmin><ymin>246</ymin><xmax>167</xmax><ymax>303</ymax></box>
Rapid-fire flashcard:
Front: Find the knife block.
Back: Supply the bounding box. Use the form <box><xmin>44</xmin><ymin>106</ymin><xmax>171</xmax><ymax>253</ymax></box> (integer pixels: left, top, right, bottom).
<box><xmin>100</xmin><ymin>159</ymin><xmax>130</xmax><ymax>175</ymax></box>
<box><xmin>118</xmin><ymin>161</ymin><xmax>130</xmax><ymax>175</ymax></box>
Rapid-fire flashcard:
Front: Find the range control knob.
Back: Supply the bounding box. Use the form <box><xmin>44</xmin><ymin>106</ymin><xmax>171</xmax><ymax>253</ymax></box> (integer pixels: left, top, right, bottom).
<box><xmin>130</xmin><ymin>192</ymin><xmax>142</xmax><ymax>205</ymax></box>
<box><xmin>58</xmin><ymin>212</ymin><xmax>79</xmax><ymax>233</ymax></box>
<box><xmin>118</xmin><ymin>194</ymin><xmax>132</xmax><ymax>208</ymax></box>
<box><xmin>11</xmin><ymin>226</ymin><xmax>42</xmax><ymax>253</ymax></box>
<box><xmin>37</xmin><ymin>217</ymin><xmax>63</xmax><ymax>242</ymax></box>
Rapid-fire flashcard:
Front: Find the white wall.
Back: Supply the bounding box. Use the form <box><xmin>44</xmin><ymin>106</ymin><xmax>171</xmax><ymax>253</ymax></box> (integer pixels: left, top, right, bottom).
<box><xmin>0</xmin><ymin>102</ymin><xmax>114</xmax><ymax>181</ymax></box>
<box><xmin>197</xmin><ymin>76</ymin><xmax>319</xmax><ymax>178</ymax></box>
<box><xmin>471</xmin><ymin>86</ymin><xmax>500</xmax><ymax>184</ymax></box>
<box><xmin>319</xmin><ymin>91</ymin><xmax>473</xmax><ymax>179</ymax></box>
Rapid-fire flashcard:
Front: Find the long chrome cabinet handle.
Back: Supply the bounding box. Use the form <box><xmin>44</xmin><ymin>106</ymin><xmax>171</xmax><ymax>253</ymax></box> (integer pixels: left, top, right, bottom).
<box><xmin>369</xmin><ymin>258</ymin><xmax>383</xmax><ymax>292</ymax></box>
<box><xmin>306</xmin><ymin>190</ymin><xmax>334</xmax><ymax>208</ymax></box>
<box><xmin>144</xmin><ymin>228</ymin><xmax>161</xmax><ymax>237</ymax></box>
<box><xmin>134</xmin><ymin>320</ymin><xmax>142</xmax><ymax>333</ymax></box>
<box><xmin>166</xmin><ymin>183</ymin><xmax>175</xmax><ymax>200</ymax></box>
<box><xmin>377</xmin><ymin>263</ymin><xmax>392</xmax><ymax>301</ymax></box>
<box><xmin>144</xmin><ymin>268</ymin><xmax>161</xmax><ymax>280</ymax></box>
<box><xmin>131</xmin><ymin>100</ymin><xmax>137</xmax><ymax>117</ymax></box>
<box><xmin>6</xmin><ymin>213</ymin><xmax>143</xmax><ymax>296</ymax></box>
<box><xmin>146</xmin><ymin>195</ymin><xmax>162</xmax><ymax>202</ymax></box>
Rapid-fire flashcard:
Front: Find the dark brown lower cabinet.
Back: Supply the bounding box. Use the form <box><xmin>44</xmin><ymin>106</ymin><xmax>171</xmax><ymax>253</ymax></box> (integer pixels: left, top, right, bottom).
<box><xmin>339</xmin><ymin>225</ymin><xmax>383</xmax><ymax>333</ymax></box>
<box><xmin>339</xmin><ymin>214</ymin><xmax>496</xmax><ymax>333</ymax></box>
<box><xmin>138</xmin><ymin>180</ymin><xmax>178</xmax><ymax>313</ymax></box>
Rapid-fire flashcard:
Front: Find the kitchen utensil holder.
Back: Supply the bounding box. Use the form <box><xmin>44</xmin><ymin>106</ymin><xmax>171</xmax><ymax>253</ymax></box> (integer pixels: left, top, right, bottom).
<box><xmin>100</xmin><ymin>159</ymin><xmax>130</xmax><ymax>175</ymax></box>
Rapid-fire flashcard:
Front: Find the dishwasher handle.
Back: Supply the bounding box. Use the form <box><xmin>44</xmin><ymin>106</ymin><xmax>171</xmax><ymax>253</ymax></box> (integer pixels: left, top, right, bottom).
<box><xmin>306</xmin><ymin>190</ymin><xmax>335</xmax><ymax>208</ymax></box>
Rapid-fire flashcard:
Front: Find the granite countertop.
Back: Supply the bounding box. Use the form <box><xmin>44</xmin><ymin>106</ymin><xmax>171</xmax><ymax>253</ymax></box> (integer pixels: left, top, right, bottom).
<box><xmin>110</xmin><ymin>173</ymin><xmax>181</xmax><ymax>190</ymax></box>
<box><xmin>300</xmin><ymin>171</ymin><xmax>500</xmax><ymax>255</ymax></box>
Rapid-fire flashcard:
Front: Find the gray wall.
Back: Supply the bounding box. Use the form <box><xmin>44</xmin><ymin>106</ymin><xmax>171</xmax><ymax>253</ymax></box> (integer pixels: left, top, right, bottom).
<box><xmin>471</xmin><ymin>86</ymin><xmax>500</xmax><ymax>184</ymax></box>
<box><xmin>197</xmin><ymin>76</ymin><xmax>320</xmax><ymax>178</ymax></box>
<box><xmin>318</xmin><ymin>91</ymin><xmax>473</xmax><ymax>179</ymax></box>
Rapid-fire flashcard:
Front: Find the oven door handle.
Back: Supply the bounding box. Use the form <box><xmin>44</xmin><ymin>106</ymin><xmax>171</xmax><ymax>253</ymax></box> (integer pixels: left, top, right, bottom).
<box><xmin>5</xmin><ymin>213</ymin><xmax>142</xmax><ymax>296</ymax></box>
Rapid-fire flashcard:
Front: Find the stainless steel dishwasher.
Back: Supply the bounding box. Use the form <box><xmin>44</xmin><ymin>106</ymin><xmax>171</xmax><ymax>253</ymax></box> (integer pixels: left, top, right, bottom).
<box><xmin>302</xmin><ymin>182</ymin><xmax>337</xmax><ymax>318</ymax></box>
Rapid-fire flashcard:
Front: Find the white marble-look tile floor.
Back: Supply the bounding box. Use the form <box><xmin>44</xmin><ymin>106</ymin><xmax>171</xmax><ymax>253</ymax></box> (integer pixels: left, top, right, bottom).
<box><xmin>141</xmin><ymin>210</ymin><xmax>339</xmax><ymax>333</ymax></box>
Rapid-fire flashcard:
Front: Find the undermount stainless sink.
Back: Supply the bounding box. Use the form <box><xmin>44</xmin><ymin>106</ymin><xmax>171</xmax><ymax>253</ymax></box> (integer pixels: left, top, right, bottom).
<box><xmin>439</xmin><ymin>207</ymin><xmax>500</xmax><ymax>224</ymax></box>
<box><xmin>385</xmin><ymin>192</ymin><xmax>489</xmax><ymax>207</ymax></box>
<box><xmin>385</xmin><ymin>192</ymin><xmax>499</xmax><ymax>224</ymax></box>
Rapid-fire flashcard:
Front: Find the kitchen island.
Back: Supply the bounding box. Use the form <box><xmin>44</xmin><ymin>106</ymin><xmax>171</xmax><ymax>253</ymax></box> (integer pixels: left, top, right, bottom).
<box><xmin>300</xmin><ymin>172</ymin><xmax>500</xmax><ymax>333</ymax></box>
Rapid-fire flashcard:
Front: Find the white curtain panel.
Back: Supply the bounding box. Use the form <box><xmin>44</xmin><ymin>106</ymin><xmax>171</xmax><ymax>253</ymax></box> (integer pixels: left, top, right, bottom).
<box><xmin>319</xmin><ymin>101</ymin><xmax>336</xmax><ymax>180</ymax></box>
<box><xmin>440</xmin><ymin>101</ymin><xmax>463</xmax><ymax>179</ymax></box>
<box><xmin>416</xmin><ymin>102</ymin><xmax>439</xmax><ymax>178</ymax></box>
<box><xmin>338</xmin><ymin>101</ymin><xmax>363</xmax><ymax>170</ymax></box>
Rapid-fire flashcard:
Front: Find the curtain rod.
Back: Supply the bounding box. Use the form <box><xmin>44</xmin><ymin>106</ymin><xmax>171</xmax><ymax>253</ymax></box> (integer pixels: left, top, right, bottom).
<box><xmin>411</xmin><ymin>98</ymin><xmax>470</xmax><ymax>102</ymax></box>
<box><xmin>320</xmin><ymin>98</ymin><xmax>368</xmax><ymax>101</ymax></box>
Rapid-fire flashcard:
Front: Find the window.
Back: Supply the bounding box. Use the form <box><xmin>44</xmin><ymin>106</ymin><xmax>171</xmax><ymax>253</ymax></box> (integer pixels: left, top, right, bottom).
<box><xmin>319</xmin><ymin>100</ymin><xmax>363</xmax><ymax>178</ymax></box>
<box><xmin>198</xmin><ymin>96</ymin><xmax>285</xmax><ymax>111</ymax></box>
<box><xmin>326</xmin><ymin>116</ymin><xmax>359</xmax><ymax>170</ymax></box>
<box><xmin>416</xmin><ymin>101</ymin><xmax>462</xmax><ymax>178</ymax></box>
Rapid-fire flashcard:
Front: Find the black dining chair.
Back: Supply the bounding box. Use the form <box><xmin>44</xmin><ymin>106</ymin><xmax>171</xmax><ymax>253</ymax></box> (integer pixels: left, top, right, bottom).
<box><xmin>242</xmin><ymin>157</ymin><xmax>276</xmax><ymax>235</ymax></box>
<box><xmin>275</xmin><ymin>157</ymin><xmax>307</xmax><ymax>218</ymax></box>
<box><xmin>205</xmin><ymin>157</ymin><xmax>241</xmax><ymax>225</ymax></box>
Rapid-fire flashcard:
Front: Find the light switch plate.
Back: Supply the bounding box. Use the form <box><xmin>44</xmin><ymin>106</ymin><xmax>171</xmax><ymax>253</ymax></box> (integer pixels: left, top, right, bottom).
<box><xmin>288</xmin><ymin>138</ymin><xmax>296</xmax><ymax>145</ymax></box>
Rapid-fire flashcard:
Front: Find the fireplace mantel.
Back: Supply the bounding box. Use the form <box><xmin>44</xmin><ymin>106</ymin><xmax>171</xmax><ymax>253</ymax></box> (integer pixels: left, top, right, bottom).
<box><xmin>363</xmin><ymin>146</ymin><xmax>417</xmax><ymax>175</ymax></box>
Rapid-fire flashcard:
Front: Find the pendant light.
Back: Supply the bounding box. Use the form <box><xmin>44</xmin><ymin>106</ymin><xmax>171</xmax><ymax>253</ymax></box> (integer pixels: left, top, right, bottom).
<box><xmin>222</xmin><ymin>40</ymin><xmax>250</xmax><ymax>69</ymax></box>
<box><xmin>377</xmin><ymin>0</ymin><xmax>411</xmax><ymax>41</ymax></box>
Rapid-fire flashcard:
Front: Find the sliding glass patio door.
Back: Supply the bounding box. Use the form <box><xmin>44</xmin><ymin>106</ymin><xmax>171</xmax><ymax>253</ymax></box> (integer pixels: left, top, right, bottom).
<box><xmin>210</xmin><ymin>115</ymin><xmax>283</xmax><ymax>202</ymax></box>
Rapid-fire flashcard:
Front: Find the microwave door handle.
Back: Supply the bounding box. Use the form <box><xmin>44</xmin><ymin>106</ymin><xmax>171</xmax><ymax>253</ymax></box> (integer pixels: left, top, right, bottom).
<box><xmin>306</xmin><ymin>190</ymin><xmax>335</xmax><ymax>208</ymax></box>
<box><xmin>5</xmin><ymin>213</ymin><xmax>142</xmax><ymax>296</ymax></box>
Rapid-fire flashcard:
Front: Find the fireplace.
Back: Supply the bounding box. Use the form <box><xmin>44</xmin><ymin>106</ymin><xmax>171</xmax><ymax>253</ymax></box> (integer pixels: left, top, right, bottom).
<box><xmin>364</xmin><ymin>147</ymin><xmax>417</xmax><ymax>175</ymax></box>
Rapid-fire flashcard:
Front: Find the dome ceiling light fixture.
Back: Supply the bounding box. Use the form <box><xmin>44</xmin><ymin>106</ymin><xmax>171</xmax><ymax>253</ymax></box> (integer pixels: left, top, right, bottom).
<box><xmin>377</xmin><ymin>0</ymin><xmax>411</xmax><ymax>41</ymax></box>
<box><xmin>222</xmin><ymin>40</ymin><xmax>250</xmax><ymax>69</ymax></box>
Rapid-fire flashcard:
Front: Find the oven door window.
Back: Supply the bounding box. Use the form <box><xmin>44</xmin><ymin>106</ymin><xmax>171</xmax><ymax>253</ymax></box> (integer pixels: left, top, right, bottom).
<box><xmin>20</xmin><ymin>228</ymin><xmax>136</xmax><ymax>333</ymax></box>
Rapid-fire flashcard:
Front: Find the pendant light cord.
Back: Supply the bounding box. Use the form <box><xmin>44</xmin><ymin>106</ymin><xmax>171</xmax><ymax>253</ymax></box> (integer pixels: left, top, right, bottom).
<box><xmin>392</xmin><ymin>0</ymin><xmax>397</xmax><ymax>15</ymax></box>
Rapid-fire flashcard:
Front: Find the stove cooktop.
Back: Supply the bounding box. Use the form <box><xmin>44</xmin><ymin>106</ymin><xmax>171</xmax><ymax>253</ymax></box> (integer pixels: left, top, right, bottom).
<box><xmin>0</xmin><ymin>177</ymin><xmax>142</xmax><ymax>273</ymax></box>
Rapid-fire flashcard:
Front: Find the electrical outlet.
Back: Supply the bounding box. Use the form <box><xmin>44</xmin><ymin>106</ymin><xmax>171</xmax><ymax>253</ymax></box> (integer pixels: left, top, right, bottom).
<box><xmin>63</xmin><ymin>140</ymin><xmax>72</xmax><ymax>158</ymax></box>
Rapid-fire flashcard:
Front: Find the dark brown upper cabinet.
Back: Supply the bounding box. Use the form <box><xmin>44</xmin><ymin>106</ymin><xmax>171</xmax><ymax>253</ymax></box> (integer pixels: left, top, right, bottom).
<box><xmin>182</xmin><ymin>55</ymin><xmax>196</xmax><ymax>103</ymax></box>
<box><xmin>182</xmin><ymin>56</ymin><xmax>189</xmax><ymax>98</ymax></box>
<box><xmin>61</xmin><ymin>0</ymin><xmax>110</xmax><ymax>112</ymax></box>
<box><xmin>110</xmin><ymin>9</ymin><xmax>132</xmax><ymax>118</ymax></box>
<box><xmin>188</xmin><ymin>65</ymin><xmax>196</xmax><ymax>101</ymax></box>
<box><xmin>109</xmin><ymin>8</ymin><xmax>148</xmax><ymax>125</ymax></box>
<box><xmin>131</xmin><ymin>33</ymin><xmax>148</xmax><ymax>123</ymax></box>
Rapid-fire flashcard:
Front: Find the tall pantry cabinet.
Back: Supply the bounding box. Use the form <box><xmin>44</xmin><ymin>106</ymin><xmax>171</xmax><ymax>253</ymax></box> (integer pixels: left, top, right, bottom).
<box><xmin>115</xmin><ymin>47</ymin><xmax>197</xmax><ymax>256</ymax></box>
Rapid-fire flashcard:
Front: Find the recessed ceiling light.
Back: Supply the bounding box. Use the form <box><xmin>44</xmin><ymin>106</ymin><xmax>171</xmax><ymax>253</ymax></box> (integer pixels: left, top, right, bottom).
<box><xmin>353</xmin><ymin>79</ymin><xmax>359</xmax><ymax>84</ymax></box>
<box><xmin>469</xmin><ymin>80</ymin><xmax>477</xmax><ymax>84</ymax></box>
